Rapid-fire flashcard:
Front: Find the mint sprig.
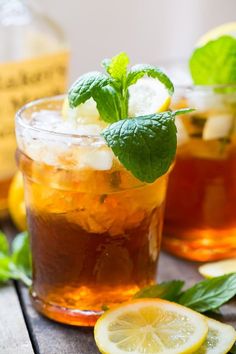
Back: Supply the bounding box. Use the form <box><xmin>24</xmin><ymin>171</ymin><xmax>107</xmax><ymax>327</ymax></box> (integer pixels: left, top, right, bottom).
<box><xmin>133</xmin><ymin>280</ymin><xmax>184</xmax><ymax>300</ymax></box>
<box><xmin>0</xmin><ymin>231</ymin><xmax>32</xmax><ymax>286</ymax></box>
<box><xmin>69</xmin><ymin>52</ymin><xmax>174</xmax><ymax>123</ymax></box>
<box><xmin>68</xmin><ymin>52</ymin><xmax>190</xmax><ymax>182</ymax></box>
<box><xmin>190</xmin><ymin>35</ymin><xmax>236</xmax><ymax>85</ymax></box>
<box><xmin>134</xmin><ymin>273</ymin><xmax>236</xmax><ymax>314</ymax></box>
<box><xmin>178</xmin><ymin>273</ymin><xmax>236</xmax><ymax>312</ymax></box>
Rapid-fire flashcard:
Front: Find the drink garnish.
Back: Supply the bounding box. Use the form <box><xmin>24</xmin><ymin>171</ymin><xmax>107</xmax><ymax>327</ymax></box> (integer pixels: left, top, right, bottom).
<box><xmin>68</xmin><ymin>52</ymin><xmax>191</xmax><ymax>182</ymax></box>
<box><xmin>190</xmin><ymin>35</ymin><xmax>236</xmax><ymax>86</ymax></box>
<box><xmin>0</xmin><ymin>231</ymin><xmax>31</xmax><ymax>286</ymax></box>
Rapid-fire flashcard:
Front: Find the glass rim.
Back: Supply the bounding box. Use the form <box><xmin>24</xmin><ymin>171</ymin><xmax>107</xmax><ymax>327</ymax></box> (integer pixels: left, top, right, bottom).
<box><xmin>15</xmin><ymin>94</ymin><xmax>105</xmax><ymax>141</ymax></box>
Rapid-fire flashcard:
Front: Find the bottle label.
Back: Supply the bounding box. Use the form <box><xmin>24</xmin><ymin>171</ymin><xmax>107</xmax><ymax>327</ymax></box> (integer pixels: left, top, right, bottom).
<box><xmin>0</xmin><ymin>51</ymin><xmax>69</xmax><ymax>180</ymax></box>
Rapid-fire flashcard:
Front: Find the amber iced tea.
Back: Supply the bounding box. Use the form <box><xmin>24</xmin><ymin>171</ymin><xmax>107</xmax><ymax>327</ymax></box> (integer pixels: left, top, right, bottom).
<box><xmin>16</xmin><ymin>97</ymin><xmax>169</xmax><ymax>326</ymax></box>
<box><xmin>163</xmin><ymin>88</ymin><xmax>236</xmax><ymax>261</ymax></box>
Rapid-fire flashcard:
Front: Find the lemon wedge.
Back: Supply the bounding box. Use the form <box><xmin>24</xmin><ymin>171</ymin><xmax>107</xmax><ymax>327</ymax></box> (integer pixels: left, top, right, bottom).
<box><xmin>8</xmin><ymin>171</ymin><xmax>27</xmax><ymax>231</ymax></box>
<box><xmin>94</xmin><ymin>299</ymin><xmax>208</xmax><ymax>354</ymax></box>
<box><xmin>197</xmin><ymin>22</ymin><xmax>236</xmax><ymax>46</ymax></box>
<box><xmin>195</xmin><ymin>317</ymin><xmax>236</xmax><ymax>354</ymax></box>
<box><xmin>128</xmin><ymin>77</ymin><xmax>171</xmax><ymax>116</ymax></box>
<box><xmin>199</xmin><ymin>258</ymin><xmax>236</xmax><ymax>278</ymax></box>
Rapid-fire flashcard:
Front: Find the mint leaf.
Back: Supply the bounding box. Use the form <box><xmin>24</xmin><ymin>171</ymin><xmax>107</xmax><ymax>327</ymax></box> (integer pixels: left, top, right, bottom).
<box><xmin>127</xmin><ymin>64</ymin><xmax>174</xmax><ymax>95</ymax></box>
<box><xmin>102</xmin><ymin>111</ymin><xmax>177</xmax><ymax>183</ymax></box>
<box><xmin>0</xmin><ymin>256</ymin><xmax>12</xmax><ymax>282</ymax></box>
<box><xmin>101</xmin><ymin>58</ymin><xmax>111</xmax><ymax>71</ymax></box>
<box><xmin>12</xmin><ymin>231</ymin><xmax>32</xmax><ymax>278</ymax></box>
<box><xmin>104</xmin><ymin>52</ymin><xmax>129</xmax><ymax>81</ymax></box>
<box><xmin>133</xmin><ymin>280</ymin><xmax>185</xmax><ymax>300</ymax></box>
<box><xmin>93</xmin><ymin>86</ymin><xmax>121</xmax><ymax>123</ymax></box>
<box><xmin>68</xmin><ymin>71</ymin><xmax>110</xmax><ymax>107</ymax></box>
<box><xmin>190</xmin><ymin>36</ymin><xmax>236</xmax><ymax>85</ymax></box>
<box><xmin>0</xmin><ymin>231</ymin><xmax>9</xmax><ymax>256</ymax></box>
<box><xmin>178</xmin><ymin>273</ymin><xmax>236</xmax><ymax>312</ymax></box>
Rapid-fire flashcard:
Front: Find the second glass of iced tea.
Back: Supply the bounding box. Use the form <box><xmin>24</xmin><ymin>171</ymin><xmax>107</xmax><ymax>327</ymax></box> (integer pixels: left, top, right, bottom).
<box><xmin>16</xmin><ymin>96</ymin><xmax>170</xmax><ymax>326</ymax></box>
<box><xmin>163</xmin><ymin>85</ymin><xmax>236</xmax><ymax>261</ymax></box>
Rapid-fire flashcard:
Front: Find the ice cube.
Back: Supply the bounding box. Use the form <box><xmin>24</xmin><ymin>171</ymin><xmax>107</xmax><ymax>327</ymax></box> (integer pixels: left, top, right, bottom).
<box><xmin>203</xmin><ymin>114</ymin><xmax>233</xmax><ymax>140</ymax></box>
<box><xmin>79</xmin><ymin>148</ymin><xmax>114</xmax><ymax>170</ymax></box>
<box><xmin>175</xmin><ymin>116</ymin><xmax>190</xmax><ymax>146</ymax></box>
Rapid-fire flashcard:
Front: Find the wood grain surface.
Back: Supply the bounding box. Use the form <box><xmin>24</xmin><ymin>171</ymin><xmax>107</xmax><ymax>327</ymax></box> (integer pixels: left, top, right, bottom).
<box><xmin>1</xmin><ymin>221</ymin><xmax>236</xmax><ymax>354</ymax></box>
<box><xmin>0</xmin><ymin>284</ymin><xmax>34</xmax><ymax>354</ymax></box>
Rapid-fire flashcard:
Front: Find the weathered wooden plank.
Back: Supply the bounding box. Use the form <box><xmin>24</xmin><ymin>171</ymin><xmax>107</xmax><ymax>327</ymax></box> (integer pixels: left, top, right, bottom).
<box><xmin>1</xmin><ymin>219</ymin><xmax>236</xmax><ymax>354</ymax></box>
<box><xmin>17</xmin><ymin>252</ymin><xmax>236</xmax><ymax>354</ymax></box>
<box><xmin>0</xmin><ymin>284</ymin><xmax>35</xmax><ymax>354</ymax></box>
<box><xmin>18</xmin><ymin>285</ymin><xmax>99</xmax><ymax>354</ymax></box>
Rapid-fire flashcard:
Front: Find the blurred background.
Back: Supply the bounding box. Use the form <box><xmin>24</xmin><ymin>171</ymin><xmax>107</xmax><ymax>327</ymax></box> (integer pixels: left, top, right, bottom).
<box><xmin>41</xmin><ymin>0</ymin><xmax>236</xmax><ymax>81</ymax></box>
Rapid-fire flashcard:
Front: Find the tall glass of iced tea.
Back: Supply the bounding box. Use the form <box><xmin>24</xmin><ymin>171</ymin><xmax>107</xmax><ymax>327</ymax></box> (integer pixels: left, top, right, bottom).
<box><xmin>16</xmin><ymin>96</ymin><xmax>171</xmax><ymax>326</ymax></box>
<box><xmin>163</xmin><ymin>85</ymin><xmax>236</xmax><ymax>261</ymax></box>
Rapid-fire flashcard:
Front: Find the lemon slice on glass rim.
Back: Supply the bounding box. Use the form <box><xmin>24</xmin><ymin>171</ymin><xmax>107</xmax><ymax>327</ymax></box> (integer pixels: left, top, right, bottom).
<box><xmin>195</xmin><ymin>317</ymin><xmax>236</xmax><ymax>354</ymax></box>
<box><xmin>197</xmin><ymin>22</ymin><xmax>236</xmax><ymax>46</ymax></box>
<box><xmin>62</xmin><ymin>77</ymin><xmax>171</xmax><ymax>123</ymax></box>
<box><xmin>94</xmin><ymin>299</ymin><xmax>208</xmax><ymax>354</ymax></box>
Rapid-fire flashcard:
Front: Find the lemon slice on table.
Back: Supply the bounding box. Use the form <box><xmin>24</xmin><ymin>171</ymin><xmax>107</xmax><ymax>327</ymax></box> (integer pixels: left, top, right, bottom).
<box><xmin>199</xmin><ymin>258</ymin><xmax>236</xmax><ymax>278</ymax></box>
<box><xmin>195</xmin><ymin>317</ymin><xmax>236</xmax><ymax>354</ymax></box>
<box><xmin>94</xmin><ymin>299</ymin><xmax>208</xmax><ymax>354</ymax></box>
<box><xmin>197</xmin><ymin>22</ymin><xmax>236</xmax><ymax>46</ymax></box>
<box><xmin>8</xmin><ymin>171</ymin><xmax>27</xmax><ymax>231</ymax></box>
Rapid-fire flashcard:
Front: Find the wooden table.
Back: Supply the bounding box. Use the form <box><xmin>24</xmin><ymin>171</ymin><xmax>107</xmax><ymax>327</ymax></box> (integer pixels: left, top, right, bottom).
<box><xmin>1</xmin><ymin>221</ymin><xmax>236</xmax><ymax>354</ymax></box>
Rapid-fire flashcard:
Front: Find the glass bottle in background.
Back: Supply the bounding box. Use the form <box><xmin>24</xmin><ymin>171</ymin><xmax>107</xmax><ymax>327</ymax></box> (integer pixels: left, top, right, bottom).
<box><xmin>0</xmin><ymin>0</ymin><xmax>69</xmax><ymax>217</ymax></box>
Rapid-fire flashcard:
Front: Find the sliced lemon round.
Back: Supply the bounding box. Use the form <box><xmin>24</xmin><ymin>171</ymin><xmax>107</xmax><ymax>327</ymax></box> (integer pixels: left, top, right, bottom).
<box><xmin>128</xmin><ymin>77</ymin><xmax>171</xmax><ymax>117</ymax></box>
<box><xmin>8</xmin><ymin>171</ymin><xmax>27</xmax><ymax>231</ymax></box>
<box><xmin>199</xmin><ymin>258</ymin><xmax>236</xmax><ymax>278</ymax></box>
<box><xmin>94</xmin><ymin>299</ymin><xmax>208</xmax><ymax>354</ymax></box>
<box><xmin>195</xmin><ymin>317</ymin><xmax>236</xmax><ymax>354</ymax></box>
<box><xmin>197</xmin><ymin>22</ymin><xmax>236</xmax><ymax>46</ymax></box>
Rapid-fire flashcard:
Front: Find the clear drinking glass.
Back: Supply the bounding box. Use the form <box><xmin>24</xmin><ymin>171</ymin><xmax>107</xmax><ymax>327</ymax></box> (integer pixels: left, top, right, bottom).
<box><xmin>163</xmin><ymin>84</ymin><xmax>236</xmax><ymax>261</ymax></box>
<box><xmin>16</xmin><ymin>96</ymin><xmax>170</xmax><ymax>326</ymax></box>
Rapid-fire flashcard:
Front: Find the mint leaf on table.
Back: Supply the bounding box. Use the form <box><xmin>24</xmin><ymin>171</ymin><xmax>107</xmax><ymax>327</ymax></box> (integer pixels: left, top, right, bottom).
<box><xmin>178</xmin><ymin>273</ymin><xmax>236</xmax><ymax>313</ymax></box>
<box><xmin>0</xmin><ymin>231</ymin><xmax>9</xmax><ymax>256</ymax></box>
<box><xmin>126</xmin><ymin>64</ymin><xmax>174</xmax><ymax>94</ymax></box>
<box><xmin>12</xmin><ymin>231</ymin><xmax>32</xmax><ymax>279</ymax></box>
<box><xmin>0</xmin><ymin>257</ymin><xmax>12</xmax><ymax>282</ymax></box>
<box><xmin>0</xmin><ymin>231</ymin><xmax>32</xmax><ymax>287</ymax></box>
<box><xmin>190</xmin><ymin>35</ymin><xmax>236</xmax><ymax>85</ymax></box>
<box><xmin>133</xmin><ymin>280</ymin><xmax>185</xmax><ymax>300</ymax></box>
<box><xmin>102</xmin><ymin>110</ymin><xmax>179</xmax><ymax>183</ymax></box>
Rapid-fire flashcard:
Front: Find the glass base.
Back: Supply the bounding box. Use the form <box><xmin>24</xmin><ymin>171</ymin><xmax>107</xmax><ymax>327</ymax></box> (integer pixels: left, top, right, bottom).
<box><xmin>163</xmin><ymin>233</ymin><xmax>236</xmax><ymax>262</ymax></box>
<box><xmin>31</xmin><ymin>292</ymin><xmax>103</xmax><ymax>326</ymax></box>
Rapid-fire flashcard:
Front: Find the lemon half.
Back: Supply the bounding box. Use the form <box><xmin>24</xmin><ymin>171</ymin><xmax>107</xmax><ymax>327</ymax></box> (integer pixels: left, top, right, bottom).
<box><xmin>94</xmin><ymin>299</ymin><xmax>208</xmax><ymax>354</ymax></box>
